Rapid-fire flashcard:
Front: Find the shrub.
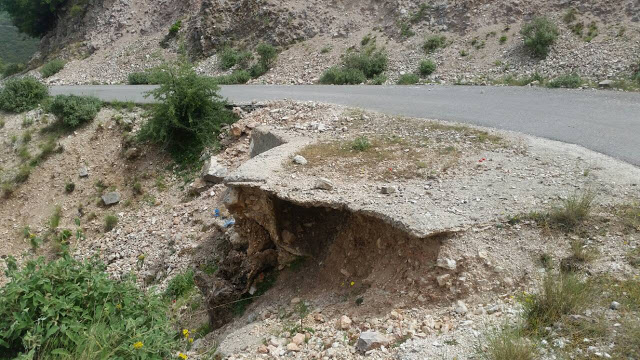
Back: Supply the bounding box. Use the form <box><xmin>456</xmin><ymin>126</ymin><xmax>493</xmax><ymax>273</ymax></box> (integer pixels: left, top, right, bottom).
<box><xmin>168</xmin><ymin>20</ymin><xmax>182</xmax><ymax>36</ymax></box>
<box><xmin>40</xmin><ymin>58</ymin><xmax>65</xmax><ymax>78</ymax></box>
<box><xmin>138</xmin><ymin>59</ymin><xmax>236</xmax><ymax>161</ymax></box>
<box><xmin>65</xmin><ymin>181</ymin><xmax>75</xmax><ymax>193</ymax></box>
<box><xmin>0</xmin><ymin>255</ymin><xmax>176</xmax><ymax>359</ymax></box>
<box><xmin>423</xmin><ymin>35</ymin><xmax>447</xmax><ymax>53</ymax></box>
<box><xmin>0</xmin><ymin>76</ymin><xmax>48</xmax><ymax>113</ymax></box>
<box><xmin>548</xmin><ymin>190</ymin><xmax>594</xmax><ymax>228</ymax></box>
<box><xmin>397</xmin><ymin>73</ymin><xmax>419</xmax><ymax>85</ymax></box>
<box><xmin>127</xmin><ymin>68</ymin><xmax>169</xmax><ymax>85</ymax></box>
<box><xmin>213</xmin><ymin>70</ymin><xmax>251</xmax><ymax>85</ymax></box>
<box><xmin>165</xmin><ymin>269</ymin><xmax>195</xmax><ymax>299</ymax></box>
<box><xmin>419</xmin><ymin>59</ymin><xmax>436</xmax><ymax>76</ymax></box>
<box><xmin>499</xmin><ymin>35</ymin><xmax>508</xmax><ymax>44</ymax></box>
<box><xmin>520</xmin><ymin>17</ymin><xmax>559</xmax><ymax>58</ymax></box>
<box><xmin>219</xmin><ymin>47</ymin><xmax>239</xmax><ymax>70</ymax></box>
<box><xmin>45</xmin><ymin>95</ymin><xmax>103</xmax><ymax>128</ymax></box>
<box><xmin>127</xmin><ymin>71</ymin><xmax>150</xmax><ymax>85</ymax></box>
<box><xmin>104</xmin><ymin>214</ymin><xmax>118</xmax><ymax>232</ymax></box>
<box><xmin>370</xmin><ymin>73</ymin><xmax>387</xmax><ymax>85</ymax></box>
<box><xmin>547</xmin><ymin>73</ymin><xmax>583</xmax><ymax>89</ymax></box>
<box><xmin>343</xmin><ymin>45</ymin><xmax>388</xmax><ymax>78</ymax></box>
<box><xmin>319</xmin><ymin>67</ymin><xmax>366</xmax><ymax>85</ymax></box>
<box><xmin>351</xmin><ymin>136</ymin><xmax>371</xmax><ymax>151</ymax></box>
<box><xmin>522</xmin><ymin>273</ymin><xmax>588</xmax><ymax>335</ymax></box>
<box><xmin>256</xmin><ymin>43</ymin><xmax>277</xmax><ymax>68</ymax></box>
<box><xmin>2</xmin><ymin>62</ymin><xmax>25</xmax><ymax>78</ymax></box>
<box><xmin>249</xmin><ymin>62</ymin><xmax>269</xmax><ymax>78</ymax></box>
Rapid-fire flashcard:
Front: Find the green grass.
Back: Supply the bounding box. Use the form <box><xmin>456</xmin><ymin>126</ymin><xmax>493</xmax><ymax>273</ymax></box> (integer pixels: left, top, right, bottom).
<box><xmin>478</xmin><ymin>326</ymin><xmax>537</xmax><ymax>360</ymax></box>
<box><xmin>423</xmin><ymin>35</ymin><xmax>447</xmax><ymax>53</ymax></box>
<box><xmin>104</xmin><ymin>214</ymin><xmax>118</xmax><ymax>232</ymax></box>
<box><xmin>547</xmin><ymin>73</ymin><xmax>584</xmax><ymax>88</ymax></box>
<box><xmin>351</xmin><ymin>136</ymin><xmax>372</xmax><ymax>151</ymax></box>
<box><xmin>164</xmin><ymin>269</ymin><xmax>195</xmax><ymax>299</ymax></box>
<box><xmin>418</xmin><ymin>59</ymin><xmax>436</xmax><ymax>76</ymax></box>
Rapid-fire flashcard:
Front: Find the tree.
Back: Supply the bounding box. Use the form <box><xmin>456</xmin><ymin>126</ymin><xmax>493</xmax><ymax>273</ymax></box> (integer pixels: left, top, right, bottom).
<box><xmin>0</xmin><ymin>0</ymin><xmax>69</xmax><ymax>38</ymax></box>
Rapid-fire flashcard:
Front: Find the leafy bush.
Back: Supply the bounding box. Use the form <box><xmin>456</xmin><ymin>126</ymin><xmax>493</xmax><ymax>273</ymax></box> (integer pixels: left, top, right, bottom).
<box><xmin>165</xmin><ymin>269</ymin><xmax>195</xmax><ymax>299</ymax></box>
<box><xmin>45</xmin><ymin>95</ymin><xmax>103</xmax><ymax>128</ymax></box>
<box><xmin>256</xmin><ymin>43</ymin><xmax>277</xmax><ymax>68</ymax></box>
<box><xmin>40</xmin><ymin>58</ymin><xmax>65</xmax><ymax>78</ymax></box>
<box><xmin>397</xmin><ymin>73</ymin><xmax>419</xmax><ymax>85</ymax></box>
<box><xmin>0</xmin><ymin>255</ymin><xmax>176</xmax><ymax>359</ymax></box>
<box><xmin>127</xmin><ymin>68</ymin><xmax>169</xmax><ymax>85</ymax></box>
<box><xmin>213</xmin><ymin>70</ymin><xmax>251</xmax><ymax>85</ymax></box>
<box><xmin>249</xmin><ymin>62</ymin><xmax>269</xmax><ymax>78</ymax></box>
<box><xmin>1</xmin><ymin>62</ymin><xmax>25</xmax><ymax>78</ymax></box>
<box><xmin>138</xmin><ymin>60</ymin><xmax>236</xmax><ymax>160</ymax></box>
<box><xmin>520</xmin><ymin>17</ymin><xmax>559</xmax><ymax>58</ymax></box>
<box><xmin>0</xmin><ymin>76</ymin><xmax>48</xmax><ymax>112</ymax></box>
<box><xmin>547</xmin><ymin>73</ymin><xmax>583</xmax><ymax>89</ymax></box>
<box><xmin>318</xmin><ymin>67</ymin><xmax>366</xmax><ymax>85</ymax></box>
<box><xmin>423</xmin><ymin>35</ymin><xmax>447</xmax><ymax>53</ymax></box>
<box><xmin>219</xmin><ymin>47</ymin><xmax>239</xmax><ymax>70</ymax></box>
<box><xmin>419</xmin><ymin>59</ymin><xmax>436</xmax><ymax>76</ymax></box>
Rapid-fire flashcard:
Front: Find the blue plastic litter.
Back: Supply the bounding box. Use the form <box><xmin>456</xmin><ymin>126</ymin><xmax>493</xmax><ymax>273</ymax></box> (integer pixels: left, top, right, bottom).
<box><xmin>223</xmin><ymin>218</ymin><xmax>235</xmax><ymax>228</ymax></box>
<box><xmin>214</xmin><ymin>208</ymin><xmax>220</xmax><ymax>218</ymax></box>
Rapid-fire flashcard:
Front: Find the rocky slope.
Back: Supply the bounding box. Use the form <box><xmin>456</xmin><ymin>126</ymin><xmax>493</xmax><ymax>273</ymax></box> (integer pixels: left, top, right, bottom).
<box><xmin>24</xmin><ymin>0</ymin><xmax>640</xmax><ymax>85</ymax></box>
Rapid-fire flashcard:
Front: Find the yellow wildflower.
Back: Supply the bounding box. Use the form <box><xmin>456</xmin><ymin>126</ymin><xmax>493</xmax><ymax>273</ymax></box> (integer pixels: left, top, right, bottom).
<box><xmin>116</xmin><ymin>303</ymin><xmax>122</xmax><ymax>310</ymax></box>
<box><xmin>350</xmin><ymin>281</ymin><xmax>355</xmax><ymax>286</ymax></box>
<box><xmin>178</xmin><ymin>353</ymin><xmax>188</xmax><ymax>360</ymax></box>
<box><xmin>189</xmin><ymin>338</ymin><xmax>194</xmax><ymax>343</ymax></box>
<box><xmin>138</xmin><ymin>254</ymin><xmax>146</xmax><ymax>260</ymax></box>
<box><xmin>133</xmin><ymin>341</ymin><xmax>143</xmax><ymax>349</ymax></box>
<box><xmin>182</xmin><ymin>329</ymin><xmax>190</xmax><ymax>338</ymax></box>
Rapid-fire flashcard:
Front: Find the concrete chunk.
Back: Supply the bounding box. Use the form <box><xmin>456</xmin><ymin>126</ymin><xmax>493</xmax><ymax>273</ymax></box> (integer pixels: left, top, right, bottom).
<box><xmin>201</xmin><ymin>156</ymin><xmax>228</xmax><ymax>183</ymax></box>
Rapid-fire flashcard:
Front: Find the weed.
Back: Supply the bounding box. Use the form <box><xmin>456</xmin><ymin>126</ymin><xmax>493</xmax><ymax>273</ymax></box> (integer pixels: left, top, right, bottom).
<box><xmin>65</xmin><ymin>181</ymin><xmax>75</xmax><ymax>194</ymax></box>
<box><xmin>499</xmin><ymin>35</ymin><xmax>507</xmax><ymax>44</ymax></box>
<box><xmin>319</xmin><ymin>67</ymin><xmax>366</xmax><ymax>85</ymax></box>
<box><xmin>0</xmin><ymin>119</ymin><xmax>4</xmax><ymax>129</ymax></box>
<box><xmin>165</xmin><ymin>269</ymin><xmax>195</xmax><ymax>299</ymax></box>
<box><xmin>40</xmin><ymin>59</ymin><xmax>66</xmax><ymax>78</ymax></box>
<box><xmin>419</xmin><ymin>59</ymin><xmax>436</xmax><ymax>76</ymax></box>
<box><xmin>104</xmin><ymin>214</ymin><xmax>118</xmax><ymax>232</ymax></box>
<box><xmin>397</xmin><ymin>73</ymin><xmax>419</xmax><ymax>85</ymax></box>
<box><xmin>459</xmin><ymin>49</ymin><xmax>469</xmax><ymax>57</ymax></box>
<box><xmin>563</xmin><ymin>8</ymin><xmax>578</xmax><ymax>23</ymax></box>
<box><xmin>539</xmin><ymin>253</ymin><xmax>553</xmax><ymax>269</ymax></box>
<box><xmin>351</xmin><ymin>136</ymin><xmax>372</xmax><ymax>151</ymax></box>
<box><xmin>14</xmin><ymin>164</ymin><xmax>32</xmax><ymax>183</ymax></box>
<box><xmin>212</xmin><ymin>70</ymin><xmax>251</xmax><ymax>85</ymax></box>
<box><xmin>399</xmin><ymin>21</ymin><xmax>415</xmax><ymax>38</ymax></box>
<box><xmin>547</xmin><ymin>190</ymin><xmax>595</xmax><ymax>229</ymax></box>
<box><xmin>478</xmin><ymin>326</ymin><xmax>537</xmax><ymax>360</ymax></box>
<box><xmin>619</xmin><ymin>203</ymin><xmax>640</xmax><ymax>231</ymax></box>
<box><xmin>168</xmin><ymin>20</ymin><xmax>182</xmax><ymax>36</ymax></box>
<box><xmin>49</xmin><ymin>205</ymin><xmax>62</xmax><ymax>229</ymax></box>
<box><xmin>361</xmin><ymin>34</ymin><xmax>373</xmax><ymax>46</ymax></box>
<box><xmin>369</xmin><ymin>73</ymin><xmax>387</xmax><ymax>85</ymax></box>
<box><xmin>520</xmin><ymin>17</ymin><xmax>559</xmax><ymax>58</ymax></box>
<box><xmin>21</xmin><ymin>130</ymin><xmax>32</xmax><ymax>143</ymax></box>
<box><xmin>547</xmin><ymin>73</ymin><xmax>583</xmax><ymax>88</ymax></box>
<box><xmin>320</xmin><ymin>46</ymin><xmax>331</xmax><ymax>54</ymax></box>
<box><xmin>423</xmin><ymin>35</ymin><xmax>447</xmax><ymax>53</ymax></box>
<box><xmin>569</xmin><ymin>240</ymin><xmax>598</xmax><ymax>263</ymax></box>
<box><xmin>132</xmin><ymin>181</ymin><xmax>143</xmax><ymax>195</ymax></box>
<box><xmin>410</xmin><ymin>3</ymin><xmax>431</xmax><ymax>23</ymax></box>
<box><xmin>521</xmin><ymin>273</ymin><xmax>588</xmax><ymax>335</ymax></box>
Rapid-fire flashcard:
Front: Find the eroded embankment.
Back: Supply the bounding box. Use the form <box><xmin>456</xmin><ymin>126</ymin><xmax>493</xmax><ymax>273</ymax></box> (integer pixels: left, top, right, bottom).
<box><xmin>195</xmin><ymin>185</ymin><xmax>461</xmax><ymax>330</ymax></box>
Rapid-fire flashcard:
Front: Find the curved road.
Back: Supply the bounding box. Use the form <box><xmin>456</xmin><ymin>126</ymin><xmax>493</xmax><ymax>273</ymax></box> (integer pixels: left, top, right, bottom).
<box><xmin>50</xmin><ymin>85</ymin><xmax>640</xmax><ymax>166</ymax></box>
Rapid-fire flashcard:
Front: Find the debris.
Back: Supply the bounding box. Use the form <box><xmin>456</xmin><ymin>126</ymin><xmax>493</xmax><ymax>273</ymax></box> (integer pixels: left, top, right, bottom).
<box><xmin>201</xmin><ymin>156</ymin><xmax>228</xmax><ymax>183</ymax></box>
<box><xmin>356</xmin><ymin>331</ymin><xmax>389</xmax><ymax>352</ymax></box>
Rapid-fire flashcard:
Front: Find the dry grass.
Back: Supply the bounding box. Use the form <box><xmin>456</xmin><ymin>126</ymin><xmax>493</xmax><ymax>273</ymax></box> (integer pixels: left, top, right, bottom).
<box><xmin>478</xmin><ymin>326</ymin><xmax>537</xmax><ymax>360</ymax></box>
<box><xmin>619</xmin><ymin>203</ymin><xmax>640</xmax><ymax>232</ymax></box>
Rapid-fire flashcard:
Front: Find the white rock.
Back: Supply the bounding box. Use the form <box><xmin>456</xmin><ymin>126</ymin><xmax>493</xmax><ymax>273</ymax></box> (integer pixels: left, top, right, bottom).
<box><xmin>436</xmin><ymin>258</ymin><xmax>457</xmax><ymax>271</ymax></box>
<box><xmin>339</xmin><ymin>315</ymin><xmax>352</xmax><ymax>329</ymax></box>
<box><xmin>293</xmin><ymin>155</ymin><xmax>308</xmax><ymax>165</ymax></box>
<box><xmin>356</xmin><ymin>331</ymin><xmax>389</xmax><ymax>352</ymax></box>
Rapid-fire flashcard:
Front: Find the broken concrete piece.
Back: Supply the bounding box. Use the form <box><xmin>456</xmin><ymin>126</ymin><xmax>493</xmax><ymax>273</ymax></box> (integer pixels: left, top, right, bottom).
<box><xmin>249</xmin><ymin>126</ymin><xmax>287</xmax><ymax>158</ymax></box>
<box><xmin>314</xmin><ymin>178</ymin><xmax>334</xmax><ymax>191</ymax></box>
<box><xmin>356</xmin><ymin>331</ymin><xmax>389</xmax><ymax>352</ymax></box>
<box><xmin>201</xmin><ymin>156</ymin><xmax>228</xmax><ymax>183</ymax></box>
<box><xmin>102</xmin><ymin>192</ymin><xmax>121</xmax><ymax>206</ymax></box>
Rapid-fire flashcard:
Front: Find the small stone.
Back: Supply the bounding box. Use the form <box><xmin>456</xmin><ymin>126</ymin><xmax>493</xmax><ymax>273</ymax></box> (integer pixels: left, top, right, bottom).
<box><xmin>102</xmin><ymin>192</ymin><xmax>121</xmax><ymax>206</ymax></box>
<box><xmin>291</xmin><ymin>297</ymin><xmax>301</xmax><ymax>305</ymax></box>
<box><xmin>293</xmin><ymin>155</ymin><xmax>308</xmax><ymax>165</ymax></box>
<box><xmin>355</xmin><ymin>331</ymin><xmax>389</xmax><ymax>352</ymax></box>
<box><xmin>436</xmin><ymin>258</ymin><xmax>457</xmax><ymax>271</ymax></box>
<box><xmin>292</xmin><ymin>333</ymin><xmax>305</xmax><ymax>345</ymax></box>
<box><xmin>381</xmin><ymin>185</ymin><xmax>397</xmax><ymax>194</ymax></box>
<box><xmin>339</xmin><ymin>315</ymin><xmax>352</xmax><ymax>329</ymax></box>
<box><xmin>610</xmin><ymin>301</ymin><xmax>621</xmax><ymax>310</ymax></box>
<box><xmin>257</xmin><ymin>345</ymin><xmax>269</xmax><ymax>354</ymax></box>
<box><xmin>201</xmin><ymin>156</ymin><xmax>228</xmax><ymax>183</ymax></box>
<box><xmin>314</xmin><ymin>178</ymin><xmax>334</xmax><ymax>191</ymax></box>
<box><xmin>79</xmin><ymin>166</ymin><xmax>89</xmax><ymax>178</ymax></box>
<box><xmin>455</xmin><ymin>300</ymin><xmax>468</xmax><ymax>315</ymax></box>
<box><xmin>287</xmin><ymin>343</ymin><xmax>300</xmax><ymax>352</ymax></box>
<box><xmin>436</xmin><ymin>274</ymin><xmax>451</xmax><ymax>287</ymax></box>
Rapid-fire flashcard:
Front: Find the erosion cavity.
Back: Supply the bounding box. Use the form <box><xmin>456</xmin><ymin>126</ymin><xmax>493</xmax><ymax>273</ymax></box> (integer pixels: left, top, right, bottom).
<box><xmin>195</xmin><ymin>186</ymin><xmax>452</xmax><ymax>330</ymax></box>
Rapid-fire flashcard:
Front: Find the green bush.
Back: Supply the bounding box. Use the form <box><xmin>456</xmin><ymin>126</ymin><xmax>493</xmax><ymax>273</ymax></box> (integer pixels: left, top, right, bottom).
<box><xmin>213</xmin><ymin>70</ymin><xmax>251</xmax><ymax>85</ymax></box>
<box><xmin>423</xmin><ymin>35</ymin><xmax>447</xmax><ymax>53</ymax></box>
<box><xmin>165</xmin><ymin>269</ymin><xmax>195</xmax><ymax>299</ymax></box>
<box><xmin>0</xmin><ymin>76</ymin><xmax>48</xmax><ymax>112</ymax></box>
<box><xmin>219</xmin><ymin>47</ymin><xmax>239</xmax><ymax>70</ymax></box>
<box><xmin>2</xmin><ymin>62</ymin><xmax>25</xmax><ymax>78</ymax></box>
<box><xmin>499</xmin><ymin>35</ymin><xmax>508</xmax><ymax>44</ymax></box>
<box><xmin>138</xmin><ymin>60</ymin><xmax>236</xmax><ymax>160</ymax></box>
<box><xmin>40</xmin><ymin>59</ymin><xmax>65</xmax><ymax>78</ymax></box>
<box><xmin>397</xmin><ymin>73</ymin><xmax>419</xmax><ymax>85</ymax></box>
<box><xmin>419</xmin><ymin>59</ymin><xmax>436</xmax><ymax>76</ymax></box>
<box><xmin>256</xmin><ymin>43</ymin><xmax>277</xmax><ymax>68</ymax></box>
<box><xmin>547</xmin><ymin>73</ymin><xmax>583</xmax><ymax>89</ymax></box>
<box><xmin>318</xmin><ymin>67</ymin><xmax>366</xmax><ymax>85</ymax></box>
<box><xmin>520</xmin><ymin>17</ymin><xmax>559</xmax><ymax>58</ymax></box>
<box><xmin>0</xmin><ymin>0</ymin><xmax>69</xmax><ymax>37</ymax></box>
<box><xmin>127</xmin><ymin>69</ymin><xmax>169</xmax><ymax>85</ymax></box>
<box><xmin>249</xmin><ymin>62</ymin><xmax>269</xmax><ymax>78</ymax></box>
<box><xmin>45</xmin><ymin>95</ymin><xmax>103</xmax><ymax>128</ymax></box>
<box><xmin>369</xmin><ymin>73</ymin><xmax>387</xmax><ymax>85</ymax></box>
<box><xmin>0</xmin><ymin>255</ymin><xmax>176</xmax><ymax>359</ymax></box>
<box><xmin>168</xmin><ymin>20</ymin><xmax>181</xmax><ymax>36</ymax></box>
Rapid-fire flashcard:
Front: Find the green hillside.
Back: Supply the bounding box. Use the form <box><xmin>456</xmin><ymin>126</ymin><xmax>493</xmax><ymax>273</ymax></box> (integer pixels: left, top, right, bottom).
<box><xmin>0</xmin><ymin>11</ymin><xmax>39</xmax><ymax>64</ymax></box>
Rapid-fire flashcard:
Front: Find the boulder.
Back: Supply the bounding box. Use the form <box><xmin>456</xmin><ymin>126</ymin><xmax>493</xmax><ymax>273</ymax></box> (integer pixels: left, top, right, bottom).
<box><xmin>201</xmin><ymin>156</ymin><xmax>228</xmax><ymax>183</ymax></box>
<box><xmin>355</xmin><ymin>331</ymin><xmax>389</xmax><ymax>352</ymax></box>
<box><xmin>102</xmin><ymin>192</ymin><xmax>121</xmax><ymax>206</ymax></box>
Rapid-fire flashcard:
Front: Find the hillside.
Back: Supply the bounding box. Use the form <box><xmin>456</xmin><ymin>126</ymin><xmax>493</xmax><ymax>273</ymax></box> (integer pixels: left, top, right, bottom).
<box><xmin>20</xmin><ymin>0</ymin><xmax>640</xmax><ymax>88</ymax></box>
<box><xmin>0</xmin><ymin>11</ymin><xmax>38</xmax><ymax>64</ymax></box>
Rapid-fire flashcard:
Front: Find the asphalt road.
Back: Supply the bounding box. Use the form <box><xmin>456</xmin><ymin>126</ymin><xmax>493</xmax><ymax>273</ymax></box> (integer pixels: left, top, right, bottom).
<box><xmin>50</xmin><ymin>85</ymin><xmax>640</xmax><ymax>166</ymax></box>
